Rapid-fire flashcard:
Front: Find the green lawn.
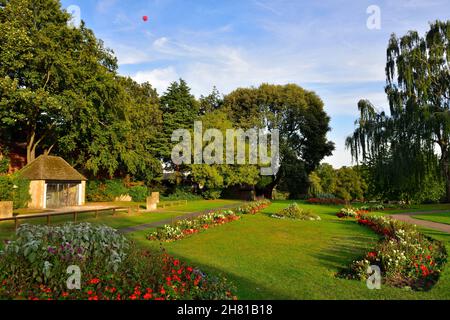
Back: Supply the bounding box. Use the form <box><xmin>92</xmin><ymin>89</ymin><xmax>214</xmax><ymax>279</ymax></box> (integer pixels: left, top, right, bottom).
<box><xmin>414</xmin><ymin>212</ymin><xmax>450</xmax><ymax>225</ymax></box>
<box><xmin>383</xmin><ymin>203</ymin><xmax>450</xmax><ymax>214</ymax></box>
<box><xmin>128</xmin><ymin>200</ymin><xmax>450</xmax><ymax>300</ymax></box>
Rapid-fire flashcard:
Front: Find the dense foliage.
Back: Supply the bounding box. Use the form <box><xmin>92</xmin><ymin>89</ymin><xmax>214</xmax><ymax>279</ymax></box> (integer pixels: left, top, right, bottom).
<box><xmin>346</xmin><ymin>21</ymin><xmax>450</xmax><ymax>203</ymax></box>
<box><xmin>0</xmin><ymin>174</ymin><xmax>30</xmax><ymax>208</ymax></box>
<box><xmin>308</xmin><ymin>163</ymin><xmax>368</xmax><ymax>202</ymax></box>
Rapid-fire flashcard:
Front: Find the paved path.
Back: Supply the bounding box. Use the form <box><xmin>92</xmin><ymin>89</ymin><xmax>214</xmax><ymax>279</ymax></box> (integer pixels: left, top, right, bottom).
<box><xmin>389</xmin><ymin>210</ymin><xmax>450</xmax><ymax>233</ymax></box>
<box><xmin>118</xmin><ymin>203</ymin><xmax>243</xmax><ymax>234</ymax></box>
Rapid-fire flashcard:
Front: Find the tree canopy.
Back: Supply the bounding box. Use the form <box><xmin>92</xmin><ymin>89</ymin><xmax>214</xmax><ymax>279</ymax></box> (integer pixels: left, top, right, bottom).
<box><xmin>347</xmin><ymin>21</ymin><xmax>450</xmax><ymax>202</ymax></box>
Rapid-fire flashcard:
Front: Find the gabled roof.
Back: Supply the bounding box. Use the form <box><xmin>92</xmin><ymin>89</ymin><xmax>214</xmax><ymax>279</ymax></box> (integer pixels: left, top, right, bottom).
<box><xmin>17</xmin><ymin>155</ymin><xmax>87</xmax><ymax>181</ymax></box>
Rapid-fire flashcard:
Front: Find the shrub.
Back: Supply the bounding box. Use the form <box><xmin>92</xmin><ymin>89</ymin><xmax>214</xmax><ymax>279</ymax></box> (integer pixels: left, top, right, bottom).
<box><xmin>87</xmin><ymin>180</ymin><xmax>129</xmax><ymax>202</ymax></box>
<box><xmin>0</xmin><ymin>223</ymin><xmax>236</xmax><ymax>300</ymax></box>
<box><xmin>273</xmin><ymin>203</ymin><xmax>321</xmax><ymax>221</ymax></box>
<box><xmin>201</xmin><ymin>189</ymin><xmax>222</xmax><ymax>200</ymax></box>
<box><xmin>161</xmin><ymin>189</ymin><xmax>203</xmax><ymax>201</ymax></box>
<box><xmin>272</xmin><ymin>190</ymin><xmax>289</xmax><ymax>200</ymax></box>
<box><xmin>307</xmin><ymin>197</ymin><xmax>346</xmax><ymax>205</ymax></box>
<box><xmin>128</xmin><ymin>185</ymin><xmax>149</xmax><ymax>202</ymax></box>
<box><xmin>0</xmin><ymin>175</ymin><xmax>30</xmax><ymax>209</ymax></box>
<box><xmin>104</xmin><ymin>180</ymin><xmax>129</xmax><ymax>200</ymax></box>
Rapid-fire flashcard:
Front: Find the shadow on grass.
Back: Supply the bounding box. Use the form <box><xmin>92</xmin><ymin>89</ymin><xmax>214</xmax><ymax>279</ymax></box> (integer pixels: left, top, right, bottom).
<box><xmin>157</xmin><ymin>250</ymin><xmax>294</xmax><ymax>300</ymax></box>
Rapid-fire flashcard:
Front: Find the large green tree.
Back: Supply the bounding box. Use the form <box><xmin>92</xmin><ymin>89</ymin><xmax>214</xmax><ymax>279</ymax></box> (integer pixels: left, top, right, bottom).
<box><xmin>347</xmin><ymin>21</ymin><xmax>449</xmax><ymax>202</ymax></box>
<box><xmin>159</xmin><ymin>79</ymin><xmax>199</xmax><ymax>164</ymax></box>
<box><xmin>224</xmin><ymin>83</ymin><xmax>335</xmax><ymax>198</ymax></box>
<box><xmin>0</xmin><ymin>0</ymin><xmax>118</xmax><ymax>163</ymax></box>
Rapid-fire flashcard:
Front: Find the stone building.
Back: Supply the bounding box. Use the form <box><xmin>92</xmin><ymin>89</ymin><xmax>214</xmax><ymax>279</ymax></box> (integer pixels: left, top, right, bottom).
<box><xmin>17</xmin><ymin>155</ymin><xmax>86</xmax><ymax>209</ymax></box>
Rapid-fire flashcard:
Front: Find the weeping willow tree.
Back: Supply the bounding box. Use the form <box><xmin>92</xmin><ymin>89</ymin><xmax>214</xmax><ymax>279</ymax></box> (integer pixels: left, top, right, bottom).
<box><xmin>347</xmin><ymin>21</ymin><xmax>449</xmax><ymax>202</ymax></box>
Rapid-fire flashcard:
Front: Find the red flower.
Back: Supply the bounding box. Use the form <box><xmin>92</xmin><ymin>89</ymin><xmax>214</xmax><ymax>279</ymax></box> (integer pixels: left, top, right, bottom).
<box><xmin>143</xmin><ymin>293</ymin><xmax>152</xmax><ymax>300</ymax></box>
<box><xmin>160</xmin><ymin>288</ymin><xmax>166</xmax><ymax>295</ymax></box>
<box><xmin>367</xmin><ymin>251</ymin><xmax>377</xmax><ymax>258</ymax></box>
<box><xmin>89</xmin><ymin>278</ymin><xmax>100</xmax><ymax>285</ymax></box>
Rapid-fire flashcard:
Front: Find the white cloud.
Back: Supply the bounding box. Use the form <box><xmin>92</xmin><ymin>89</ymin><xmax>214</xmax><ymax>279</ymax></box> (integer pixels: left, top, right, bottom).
<box><xmin>132</xmin><ymin>66</ymin><xmax>179</xmax><ymax>95</ymax></box>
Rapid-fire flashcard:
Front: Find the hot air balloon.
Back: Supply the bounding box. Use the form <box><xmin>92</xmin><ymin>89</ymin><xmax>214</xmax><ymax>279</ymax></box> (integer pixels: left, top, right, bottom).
<box><xmin>142</xmin><ymin>15</ymin><xmax>149</xmax><ymax>22</ymax></box>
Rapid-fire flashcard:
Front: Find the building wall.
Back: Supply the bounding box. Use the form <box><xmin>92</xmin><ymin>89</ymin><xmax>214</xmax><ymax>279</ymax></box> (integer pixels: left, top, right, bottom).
<box><xmin>80</xmin><ymin>181</ymin><xmax>86</xmax><ymax>205</ymax></box>
<box><xmin>28</xmin><ymin>180</ymin><xmax>45</xmax><ymax>209</ymax></box>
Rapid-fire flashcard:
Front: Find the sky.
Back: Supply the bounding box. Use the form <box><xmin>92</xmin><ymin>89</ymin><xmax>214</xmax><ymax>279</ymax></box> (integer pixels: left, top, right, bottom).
<box><xmin>60</xmin><ymin>0</ymin><xmax>450</xmax><ymax>168</ymax></box>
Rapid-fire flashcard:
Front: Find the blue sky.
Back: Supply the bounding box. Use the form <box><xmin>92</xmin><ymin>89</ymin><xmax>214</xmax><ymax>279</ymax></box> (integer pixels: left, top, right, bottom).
<box><xmin>60</xmin><ymin>0</ymin><xmax>450</xmax><ymax>168</ymax></box>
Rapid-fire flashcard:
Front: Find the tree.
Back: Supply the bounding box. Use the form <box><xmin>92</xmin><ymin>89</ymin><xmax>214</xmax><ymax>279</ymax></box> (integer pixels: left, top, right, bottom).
<box><xmin>347</xmin><ymin>21</ymin><xmax>450</xmax><ymax>201</ymax></box>
<box><xmin>314</xmin><ymin>163</ymin><xmax>337</xmax><ymax>195</ymax></box>
<box><xmin>190</xmin><ymin>109</ymin><xmax>260</xmax><ymax>199</ymax></box>
<box><xmin>199</xmin><ymin>86</ymin><xmax>223</xmax><ymax>115</ymax></box>
<box><xmin>159</xmin><ymin>79</ymin><xmax>199</xmax><ymax>164</ymax></box>
<box><xmin>224</xmin><ymin>84</ymin><xmax>334</xmax><ymax>198</ymax></box>
<box><xmin>0</xmin><ymin>0</ymin><xmax>118</xmax><ymax>164</ymax></box>
<box><xmin>334</xmin><ymin>166</ymin><xmax>367</xmax><ymax>202</ymax></box>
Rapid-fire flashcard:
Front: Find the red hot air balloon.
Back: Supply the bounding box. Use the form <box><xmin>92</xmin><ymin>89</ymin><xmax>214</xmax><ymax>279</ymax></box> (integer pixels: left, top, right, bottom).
<box><xmin>142</xmin><ymin>16</ymin><xmax>149</xmax><ymax>22</ymax></box>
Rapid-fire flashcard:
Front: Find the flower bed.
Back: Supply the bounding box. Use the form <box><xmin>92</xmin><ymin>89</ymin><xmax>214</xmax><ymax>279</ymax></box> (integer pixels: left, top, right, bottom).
<box><xmin>307</xmin><ymin>197</ymin><xmax>346</xmax><ymax>205</ymax></box>
<box><xmin>148</xmin><ymin>200</ymin><xmax>271</xmax><ymax>243</ymax></box>
<box><xmin>337</xmin><ymin>213</ymin><xmax>447</xmax><ymax>290</ymax></box>
<box><xmin>271</xmin><ymin>203</ymin><xmax>321</xmax><ymax>221</ymax></box>
<box><xmin>235</xmin><ymin>199</ymin><xmax>271</xmax><ymax>215</ymax></box>
<box><xmin>147</xmin><ymin>210</ymin><xmax>240</xmax><ymax>242</ymax></box>
<box><xmin>0</xmin><ymin>223</ymin><xmax>236</xmax><ymax>300</ymax></box>
<box><xmin>336</xmin><ymin>207</ymin><xmax>368</xmax><ymax>218</ymax></box>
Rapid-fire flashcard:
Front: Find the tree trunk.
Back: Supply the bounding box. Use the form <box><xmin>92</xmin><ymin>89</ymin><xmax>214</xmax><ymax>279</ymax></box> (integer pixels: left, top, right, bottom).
<box><xmin>26</xmin><ymin>130</ymin><xmax>43</xmax><ymax>164</ymax></box>
<box><xmin>259</xmin><ymin>171</ymin><xmax>282</xmax><ymax>200</ymax></box>
<box><xmin>26</xmin><ymin>131</ymin><xmax>35</xmax><ymax>164</ymax></box>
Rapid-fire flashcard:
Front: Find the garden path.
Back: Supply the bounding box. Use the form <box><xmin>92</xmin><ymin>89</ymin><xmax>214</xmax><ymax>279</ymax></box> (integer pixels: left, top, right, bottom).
<box><xmin>389</xmin><ymin>210</ymin><xmax>450</xmax><ymax>233</ymax></box>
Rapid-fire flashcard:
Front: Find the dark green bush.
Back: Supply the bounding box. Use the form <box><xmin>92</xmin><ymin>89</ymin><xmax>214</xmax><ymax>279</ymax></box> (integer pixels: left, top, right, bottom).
<box><xmin>0</xmin><ymin>175</ymin><xmax>30</xmax><ymax>209</ymax></box>
<box><xmin>104</xmin><ymin>180</ymin><xmax>129</xmax><ymax>200</ymax></box>
<box><xmin>86</xmin><ymin>180</ymin><xmax>107</xmax><ymax>202</ymax></box>
<box><xmin>161</xmin><ymin>189</ymin><xmax>202</xmax><ymax>201</ymax></box>
<box><xmin>128</xmin><ymin>185</ymin><xmax>149</xmax><ymax>202</ymax></box>
<box><xmin>201</xmin><ymin>189</ymin><xmax>222</xmax><ymax>200</ymax></box>
<box><xmin>87</xmin><ymin>180</ymin><xmax>129</xmax><ymax>202</ymax></box>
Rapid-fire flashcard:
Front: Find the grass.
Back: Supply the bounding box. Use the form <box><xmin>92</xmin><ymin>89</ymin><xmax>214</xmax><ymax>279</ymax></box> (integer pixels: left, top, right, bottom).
<box><xmin>128</xmin><ymin>200</ymin><xmax>450</xmax><ymax>300</ymax></box>
<box><xmin>414</xmin><ymin>212</ymin><xmax>450</xmax><ymax>225</ymax></box>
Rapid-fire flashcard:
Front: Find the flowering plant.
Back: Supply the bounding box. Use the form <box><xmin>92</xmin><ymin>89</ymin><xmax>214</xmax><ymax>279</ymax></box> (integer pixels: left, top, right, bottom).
<box><xmin>272</xmin><ymin>203</ymin><xmax>321</xmax><ymax>221</ymax></box>
<box><xmin>0</xmin><ymin>224</ymin><xmax>236</xmax><ymax>300</ymax></box>
<box><xmin>148</xmin><ymin>209</ymin><xmax>240</xmax><ymax>242</ymax></box>
<box><xmin>236</xmin><ymin>199</ymin><xmax>271</xmax><ymax>215</ymax></box>
<box><xmin>338</xmin><ymin>214</ymin><xmax>447</xmax><ymax>290</ymax></box>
